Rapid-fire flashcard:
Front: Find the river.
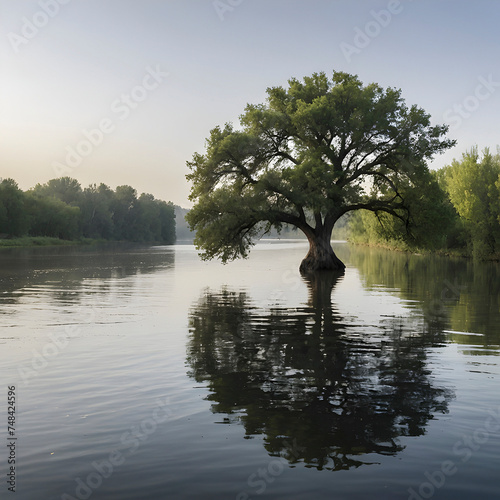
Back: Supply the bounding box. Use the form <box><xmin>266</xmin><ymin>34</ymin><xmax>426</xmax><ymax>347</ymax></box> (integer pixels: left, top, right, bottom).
<box><xmin>0</xmin><ymin>241</ymin><xmax>499</xmax><ymax>500</ymax></box>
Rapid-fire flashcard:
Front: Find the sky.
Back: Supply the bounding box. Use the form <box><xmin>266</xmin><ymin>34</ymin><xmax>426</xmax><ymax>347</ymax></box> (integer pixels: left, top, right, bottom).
<box><xmin>1</xmin><ymin>0</ymin><xmax>500</xmax><ymax>208</ymax></box>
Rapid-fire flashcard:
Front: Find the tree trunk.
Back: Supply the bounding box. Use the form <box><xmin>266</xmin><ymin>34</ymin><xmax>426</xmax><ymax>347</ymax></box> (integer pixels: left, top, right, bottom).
<box><xmin>299</xmin><ymin>232</ymin><xmax>346</xmax><ymax>274</ymax></box>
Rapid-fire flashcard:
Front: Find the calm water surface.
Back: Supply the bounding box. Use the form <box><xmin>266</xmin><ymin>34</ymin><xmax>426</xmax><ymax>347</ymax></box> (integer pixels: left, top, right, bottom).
<box><xmin>0</xmin><ymin>241</ymin><xmax>499</xmax><ymax>500</ymax></box>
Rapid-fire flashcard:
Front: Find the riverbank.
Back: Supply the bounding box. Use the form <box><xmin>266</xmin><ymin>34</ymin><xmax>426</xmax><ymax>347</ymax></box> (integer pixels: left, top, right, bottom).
<box><xmin>0</xmin><ymin>236</ymin><xmax>178</xmax><ymax>249</ymax></box>
<box><xmin>0</xmin><ymin>237</ymin><xmax>99</xmax><ymax>248</ymax></box>
<box><xmin>346</xmin><ymin>238</ymin><xmax>500</xmax><ymax>262</ymax></box>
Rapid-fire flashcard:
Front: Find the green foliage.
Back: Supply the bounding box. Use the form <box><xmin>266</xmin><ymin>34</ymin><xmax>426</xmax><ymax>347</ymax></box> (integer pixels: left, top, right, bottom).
<box><xmin>0</xmin><ymin>177</ymin><xmax>176</xmax><ymax>245</ymax></box>
<box><xmin>187</xmin><ymin>70</ymin><xmax>454</xmax><ymax>264</ymax></box>
<box><xmin>111</xmin><ymin>185</ymin><xmax>138</xmax><ymax>240</ymax></box>
<box><xmin>25</xmin><ymin>193</ymin><xmax>81</xmax><ymax>240</ymax></box>
<box><xmin>0</xmin><ymin>179</ymin><xmax>30</xmax><ymax>236</ymax></box>
<box><xmin>0</xmin><ymin>236</ymin><xmax>84</xmax><ymax>247</ymax></box>
<box><xmin>351</xmin><ymin>146</ymin><xmax>500</xmax><ymax>260</ymax></box>
<box><xmin>80</xmin><ymin>183</ymin><xmax>114</xmax><ymax>239</ymax></box>
<box><xmin>158</xmin><ymin>200</ymin><xmax>176</xmax><ymax>244</ymax></box>
<box><xmin>31</xmin><ymin>177</ymin><xmax>83</xmax><ymax>205</ymax></box>
<box><xmin>349</xmin><ymin>170</ymin><xmax>460</xmax><ymax>251</ymax></box>
<box><xmin>437</xmin><ymin>147</ymin><xmax>500</xmax><ymax>258</ymax></box>
<box><xmin>131</xmin><ymin>193</ymin><xmax>176</xmax><ymax>244</ymax></box>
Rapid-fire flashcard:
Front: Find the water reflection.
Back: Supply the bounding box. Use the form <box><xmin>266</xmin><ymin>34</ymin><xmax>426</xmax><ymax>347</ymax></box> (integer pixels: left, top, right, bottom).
<box><xmin>187</xmin><ymin>271</ymin><xmax>454</xmax><ymax>471</ymax></box>
<box><xmin>0</xmin><ymin>244</ymin><xmax>176</xmax><ymax>325</ymax></box>
<box><xmin>347</xmin><ymin>245</ymin><xmax>500</xmax><ymax>352</ymax></box>
<box><xmin>0</xmin><ymin>244</ymin><xmax>175</xmax><ymax>297</ymax></box>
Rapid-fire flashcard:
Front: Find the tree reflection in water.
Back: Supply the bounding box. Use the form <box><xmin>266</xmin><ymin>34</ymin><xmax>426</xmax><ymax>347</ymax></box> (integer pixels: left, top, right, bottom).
<box><xmin>187</xmin><ymin>271</ymin><xmax>454</xmax><ymax>471</ymax></box>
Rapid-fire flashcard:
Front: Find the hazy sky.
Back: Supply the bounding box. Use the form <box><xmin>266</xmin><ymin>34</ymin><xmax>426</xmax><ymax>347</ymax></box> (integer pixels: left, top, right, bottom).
<box><xmin>1</xmin><ymin>0</ymin><xmax>499</xmax><ymax>207</ymax></box>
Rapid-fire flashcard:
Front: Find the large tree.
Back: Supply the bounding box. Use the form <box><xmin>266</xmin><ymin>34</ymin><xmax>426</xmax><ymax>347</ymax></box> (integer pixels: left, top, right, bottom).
<box><xmin>186</xmin><ymin>71</ymin><xmax>455</xmax><ymax>272</ymax></box>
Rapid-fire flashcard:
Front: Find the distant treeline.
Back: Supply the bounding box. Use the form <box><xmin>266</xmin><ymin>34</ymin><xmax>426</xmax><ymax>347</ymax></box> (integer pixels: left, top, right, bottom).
<box><xmin>0</xmin><ymin>177</ymin><xmax>175</xmax><ymax>244</ymax></box>
<box><xmin>350</xmin><ymin>147</ymin><xmax>500</xmax><ymax>260</ymax></box>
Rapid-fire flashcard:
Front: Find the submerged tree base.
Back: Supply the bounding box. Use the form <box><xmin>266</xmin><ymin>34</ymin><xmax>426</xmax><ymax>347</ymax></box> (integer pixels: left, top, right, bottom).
<box><xmin>299</xmin><ymin>237</ymin><xmax>346</xmax><ymax>274</ymax></box>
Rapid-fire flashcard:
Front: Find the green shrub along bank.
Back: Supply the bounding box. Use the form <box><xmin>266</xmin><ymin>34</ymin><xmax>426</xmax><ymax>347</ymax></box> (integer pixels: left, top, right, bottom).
<box><xmin>0</xmin><ymin>177</ymin><xmax>176</xmax><ymax>245</ymax></box>
<box><xmin>0</xmin><ymin>237</ymin><xmax>98</xmax><ymax>248</ymax></box>
<box><xmin>349</xmin><ymin>147</ymin><xmax>500</xmax><ymax>261</ymax></box>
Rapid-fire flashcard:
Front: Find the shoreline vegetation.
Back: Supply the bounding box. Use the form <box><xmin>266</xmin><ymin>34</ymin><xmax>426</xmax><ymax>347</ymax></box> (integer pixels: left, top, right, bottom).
<box><xmin>0</xmin><ymin>236</ymin><xmax>178</xmax><ymax>249</ymax></box>
<box><xmin>348</xmin><ymin>147</ymin><xmax>500</xmax><ymax>262</ymax></box>
<box><xmin>345</xmin><ymin>238</ymin><xmax>500</xmax><ymax>262</ymax></box>
<box><xmin>0</xmin><ymin>177</ymin><xmax>176</xmax><ymax>247</ymax></box>
<box><xmin>0</xmin><ymin>236</ymin><xmax>91</xmax><ymax>248</ymax></box>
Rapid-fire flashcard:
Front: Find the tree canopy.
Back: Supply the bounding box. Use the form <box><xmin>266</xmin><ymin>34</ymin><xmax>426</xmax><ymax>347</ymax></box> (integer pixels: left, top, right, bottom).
<box><xmin>186</xmin><ymin>71</ymin><xmax>455</xmax><ymax>272</ymax></box>
<box><xmin>437</xmin><ymin>147</ymin><xmax>500</xmax><ymax>258</ymax></box>
<box><xmin>350</xmin><ymin>146</ymin><xmax>500</xmax><ymax>260</ymax></box>
<box><xmin>0</xmin><ymin>177</ymin><xmax>176</xmax><ymax>244</ymax></box>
